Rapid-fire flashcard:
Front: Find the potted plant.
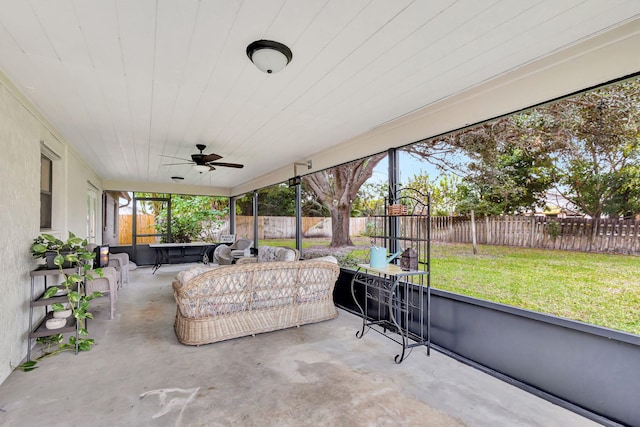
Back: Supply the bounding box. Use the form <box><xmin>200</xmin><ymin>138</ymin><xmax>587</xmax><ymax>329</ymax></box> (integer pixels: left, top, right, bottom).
<box><xmin>20</xmin><ymin>232</ymin><xmax>103</xmax><ymax>371</ymax></box>
<box><xmin>31</xmin><ymin>234</ymin><xmax>78</xmax><ymax>269</ymax></box>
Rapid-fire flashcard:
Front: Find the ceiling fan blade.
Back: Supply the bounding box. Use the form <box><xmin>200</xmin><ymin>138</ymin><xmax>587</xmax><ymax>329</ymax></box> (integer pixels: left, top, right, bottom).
<box><xmin>162</xmin><ymin>162</ymin><xmax>194</xmax><ymax>166</ymax></box>
<box><xmin>207</xmin><ymin>162</ymin><xmax>244</xmax><ymax>169</ymax></box>
<box><xmin>203</xmin><ymin>153</ymin><xmax>223</xmax><ymax>162</ymax></box>
<box><xmin>160</xmin><ymin>154</ymin><xmax>192</xmax><ymax>162</ymax></box>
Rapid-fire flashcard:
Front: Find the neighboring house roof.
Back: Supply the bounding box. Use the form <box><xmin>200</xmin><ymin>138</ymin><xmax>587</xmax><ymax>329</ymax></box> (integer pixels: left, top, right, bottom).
<box><xmin>541</xmin><ymin>190</ymin><xmax>585</xmax><ymax>217</ymax></box>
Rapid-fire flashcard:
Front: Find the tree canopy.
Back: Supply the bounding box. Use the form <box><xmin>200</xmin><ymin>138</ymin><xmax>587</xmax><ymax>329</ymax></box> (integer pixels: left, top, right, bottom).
<box><xmin>153</xmin><ymin>194</ymin><xmax>228</xmax><ymax>243</ymax></box>
<box><xmin>541</xmin><ymin>79</ymin><xmax>640</xmax><ymax>218</ymax></box>
<box><xmin>222</xmin><ymin>77</ymin><xmax>640</xmax><ymax>248</ymax></box>
<box><xmin>404</xmin><ymin>76</ymin><xmax>640</xmax><ymax>218</ymax></box>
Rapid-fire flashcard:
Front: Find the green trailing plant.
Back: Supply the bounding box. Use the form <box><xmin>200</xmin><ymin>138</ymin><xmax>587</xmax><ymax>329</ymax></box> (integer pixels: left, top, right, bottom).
<box><xmin>19</xmin><ymin>232</ymin><xmax>103</xmax><ymax>371</ymax></box>
<box><xmin>335</xmin><ymin>251</ymin><xmax>364</xmax><ymax>269</ymax></box>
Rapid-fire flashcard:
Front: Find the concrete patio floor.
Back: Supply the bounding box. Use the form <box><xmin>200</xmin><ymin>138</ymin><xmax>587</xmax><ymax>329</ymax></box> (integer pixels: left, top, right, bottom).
<box><xmin>0</xmin><ymin>264</ymin><xmax>600</xmax><ymax>426</ymax></box>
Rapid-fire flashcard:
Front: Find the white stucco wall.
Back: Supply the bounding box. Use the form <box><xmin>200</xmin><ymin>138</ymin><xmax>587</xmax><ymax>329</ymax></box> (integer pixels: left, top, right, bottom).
<box><xmin>67</xmin><ymin>148</ymin><xmax>103</xmax><ymax>240</ymax></box>
<box><xmin>0</xmin><ymin>79</ymin><xmax>41</xmax><ymax>382</ymax></box>
<box><xmin>0</xmin><ymin>76</ymin><xmax>103</xmax><ymax>384</ymax></box>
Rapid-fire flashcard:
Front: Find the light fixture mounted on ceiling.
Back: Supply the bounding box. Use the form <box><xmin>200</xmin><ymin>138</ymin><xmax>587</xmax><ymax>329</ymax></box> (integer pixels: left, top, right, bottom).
<box><xmin>246</xmin><ymin>40</ymin><xmax>292</xmax><ymax>74</ymax></box>
<box><xmin>294</xmin><ymin>160</ymin><xmax>312</xmax><ymax>176</ymax></box>
<box><xmin>193</xmin><ymin>164</ymin><xmax>210</xmax><ymax>173</ymax></box>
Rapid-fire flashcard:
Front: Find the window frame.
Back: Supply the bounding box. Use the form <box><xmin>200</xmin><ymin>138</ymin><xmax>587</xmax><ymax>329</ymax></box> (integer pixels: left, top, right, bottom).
<box><xmin>40</xmin><ymin>154</ymin><xmax>53</xmax><ymax>229</ymax></box>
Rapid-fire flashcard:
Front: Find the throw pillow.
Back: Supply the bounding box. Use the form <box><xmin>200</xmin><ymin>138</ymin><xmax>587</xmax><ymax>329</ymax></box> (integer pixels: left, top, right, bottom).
<box><xmin>176</xmin><ymin>264</ymin><xmax>218</xmax><ymax>286</ymax></box>
<box><xmin>275</xmin><ymin>247</ymin><xmax>297</xmax><ymax>261</ymax></box>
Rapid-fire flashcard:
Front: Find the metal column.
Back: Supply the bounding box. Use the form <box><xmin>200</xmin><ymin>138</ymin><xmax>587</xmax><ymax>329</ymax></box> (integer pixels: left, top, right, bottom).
<box><xmin>387</xmin><ymin>148</ymin><xmax>400</xmax><ymax>254</ymax></box>
<box><xmin>295</xmin><ymin>181</ymin><xmax>302</xmax><ymax>251</ymax></box>
<box><xmin>253</xmin><ymin>190</ymin><xmax>259</xmax><ymax>245</ymax></box>
<box><xmin>229</xmin><ymin>196</ymin><xmax>236</xmax><ymax>235</ymax></box>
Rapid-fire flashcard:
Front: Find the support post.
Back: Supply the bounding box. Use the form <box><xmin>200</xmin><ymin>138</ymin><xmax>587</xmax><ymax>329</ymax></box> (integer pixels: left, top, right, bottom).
<box><xmin>388</xmin><ymin>148</ymin><xmax>399</xmax><ymax>254</ymax></box>
<box><xmin>229</xmin><ymin>196</ymin><xmax>236</xmax><ymax>235</ymax></box>
<box><xmin>295</xmin><ymin>181</ymin><xmax>302</xmax><ymax>252</ymax></box>
<box><xmin>253</xmin><ymin>190</ymin><xmax>259</xmax><ymax>246</ymax></box>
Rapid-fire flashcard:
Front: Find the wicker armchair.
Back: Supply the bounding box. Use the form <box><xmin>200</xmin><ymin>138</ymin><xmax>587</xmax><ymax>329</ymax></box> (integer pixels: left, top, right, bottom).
<box><xmin>85</xmin><ymin>266</ymin><xmax>119</xmax><ymax>319</ymax></box>
<box><xmin>108</xmin><ymin>252</ymin><xmax>130</xmax><ymax>284</ymax></box>
<box><xmin>214</xmin><ymin>238</ymin><xmax>253</xmax><ymax>265</ymax></box>
<box><xmin>86</xmin><ymin>243</ymin><xmax>129</xmax><ymax>286</ymax></box>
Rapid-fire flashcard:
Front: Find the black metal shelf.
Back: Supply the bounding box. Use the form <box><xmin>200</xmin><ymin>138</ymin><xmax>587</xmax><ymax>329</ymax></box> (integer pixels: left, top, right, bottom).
<box><xmin>351</xmin><ymin>264</ymin><xmax>430</xmax><ymax>363</ymax></box>
<box><xmin>351</xmin><ymin>187</ymin><xmax>431</xmax><ymax>363</ymax></box>
<box><xmin>30</xmin><ymin>284</ymin><xmax>78</xmax><ymax>306</ymax></box>
<box><xmin>29</xmin><ymin>313</ymin><xmax>76</xmax><ymax>338</ymax></box>
<box><xmin>28</xmin><ymin>267</ymin><xmax>82</xmax><ymax>360</ymax></box>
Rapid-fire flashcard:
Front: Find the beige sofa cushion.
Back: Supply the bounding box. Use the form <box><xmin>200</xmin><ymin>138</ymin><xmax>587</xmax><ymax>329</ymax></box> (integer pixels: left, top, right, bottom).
<box><xmin>257</xmin><ymin>246</ymin><xmax>298</xmax><ymax>262</ymax></box>
<box><xmin>174</xmin><ymin>264</ymin><xmax>219</xmax><ymax>290</ymax></box>
<box><xmin>304</xmin><ymin>255</ymin><xmax>338</xmax><ymax>264</ymax></box>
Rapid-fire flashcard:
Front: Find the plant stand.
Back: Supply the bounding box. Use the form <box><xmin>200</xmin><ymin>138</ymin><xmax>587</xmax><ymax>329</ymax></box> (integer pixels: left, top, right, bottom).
<box><xmin>28</xmin><ymin>267</ymin><xmax>81</xmax><ymax>361</ymax></box>
<box><xmin>352</xmin><ymin>187</ymin><xmax>431</xmax><ymax>363</ymax></box>
<box><xmin>351</xmin><ymin>263</ymin><xmax>430</xmax><ymax>363</ymax></box>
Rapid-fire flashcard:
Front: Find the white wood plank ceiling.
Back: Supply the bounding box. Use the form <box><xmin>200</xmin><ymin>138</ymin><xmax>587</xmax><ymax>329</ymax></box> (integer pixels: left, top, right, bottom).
<box><xmin>1</xmin><ymin>0</ymin><xmax>639</xmax><ymax>192</ymax></box>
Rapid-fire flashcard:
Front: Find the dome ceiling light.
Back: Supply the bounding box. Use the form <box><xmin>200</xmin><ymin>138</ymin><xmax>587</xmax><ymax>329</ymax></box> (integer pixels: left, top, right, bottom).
<box><xmin>193</xmin><ymin>164</ymin><xmax>210</xmax><ymax>173</ymax></box>
<box><xmin>246</xmin><ymin>40</ymin><xmax>293</xmax><ymax>74</ymax></box>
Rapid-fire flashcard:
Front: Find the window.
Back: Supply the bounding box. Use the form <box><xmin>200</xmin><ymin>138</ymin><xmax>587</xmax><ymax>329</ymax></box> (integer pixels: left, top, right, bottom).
<box><xmin>40</xmin><ymin>155</ymin><xmax>52</xmax><ymax>229</ymax></box>
<box><xmin>87</xmin><ymin>188</ymin><xmax>98</xmax><ymax>243</ymax></box>
<box><xmin>391</xmin><ymin>76</ymin><xmax>640</xmax><ymax>335</ymax></box>
<box><xmin>300</xmin><ymin>154</ymin><xmax>388</xmax><ymax>267</ymax></box>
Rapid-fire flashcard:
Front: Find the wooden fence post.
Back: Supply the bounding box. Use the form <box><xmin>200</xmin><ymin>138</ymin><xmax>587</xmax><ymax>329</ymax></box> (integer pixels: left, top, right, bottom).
<box><xmin>486</xmin><ymin>216</ymin><xmax>491</xmax><ymax>245</ymax></box>
<box><xmin>471</xmin><ymin>210</ymin><xmax>477</xmax><ymax>254</ymax></box>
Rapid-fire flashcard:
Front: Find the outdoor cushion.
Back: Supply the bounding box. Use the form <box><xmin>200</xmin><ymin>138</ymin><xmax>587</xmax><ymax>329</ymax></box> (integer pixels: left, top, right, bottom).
<box><xmin>256</xmin><ymin>246</ymin><xmax>299</xmax><ymax>262</ymax></box>
<box><xmin>174</xmin><ymin>264</ymin><xmax>220</xmax><ymax>289</ymax></box>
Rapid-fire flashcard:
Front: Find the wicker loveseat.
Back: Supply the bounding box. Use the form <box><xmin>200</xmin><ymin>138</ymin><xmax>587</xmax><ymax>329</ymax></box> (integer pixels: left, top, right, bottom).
<box><xmin>172</xmin><ymin>259</ymin><xmax>340</xmax><ymax>345</ymax></box>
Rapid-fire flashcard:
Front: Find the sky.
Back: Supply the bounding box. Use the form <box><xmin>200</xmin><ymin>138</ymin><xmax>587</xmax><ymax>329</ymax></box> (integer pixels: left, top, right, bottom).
<box><xmin>371</xmin><ymin>151</ymin><xmax>459</xmax><ymax>185</ymax></box>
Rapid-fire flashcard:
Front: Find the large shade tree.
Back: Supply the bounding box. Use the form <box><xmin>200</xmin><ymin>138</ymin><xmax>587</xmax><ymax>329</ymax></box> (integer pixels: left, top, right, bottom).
<box><xmin>536</xmin><ymin>78</ymin><xmax>640</xmax><ymax>218</ymax></box>
<box><xmin>404</xmin><ymin>76</ymin><xmax>640</xmax><ymax>218</ymax></box>
<box><xmin>304</xmin><ymin>154</ymin><xmax>386</xmax><ymax>246</ymax></box>
<box><xmin>404</xmin><ymin>173</ymin><xmax>462</xmax><ymax>216</ymax></box>
<box><xmin>405</xmin><ymin>116</ymin><xmax>557</xmax><ymax>216</ymax></box>
<box><xmin>235</xmin><ymin>185</ymin><xmax>294</xmax><ymax>216</ymax></box>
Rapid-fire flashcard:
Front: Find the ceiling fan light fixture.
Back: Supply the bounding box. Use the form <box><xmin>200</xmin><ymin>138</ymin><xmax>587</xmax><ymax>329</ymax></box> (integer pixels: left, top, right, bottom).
<box><xmin>193</xmin><ymin>164</ymin><xmax>210</xmax><ymax>173</ymax></box>
<box><xmin>246</xmin><ymin>40</ymin><xmax>292</xmax><ymax>74</ymax></box>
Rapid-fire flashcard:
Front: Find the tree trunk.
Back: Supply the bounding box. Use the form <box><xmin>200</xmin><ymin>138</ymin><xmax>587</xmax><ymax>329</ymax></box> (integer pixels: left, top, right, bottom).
<box><xmin>303</xmin><ymin>153</ymin><xmax>386</xmax><ymax>247</ymax></box>
<box><xmin>329</xmin><ymin>204</ymin><xmax>353</xmax><ymax>247</ymax></box>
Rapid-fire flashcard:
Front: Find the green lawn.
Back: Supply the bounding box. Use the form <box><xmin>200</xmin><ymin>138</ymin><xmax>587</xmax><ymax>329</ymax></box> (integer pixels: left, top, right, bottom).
<box><xmin>430</xmin><ymin>243</ymin><xmax>640</xmax><ymax>335</ymax></box>
<box><xmin>262</xmin><ymin>238</ymin><xmax>639</xmax><ymax>335</ymax></box>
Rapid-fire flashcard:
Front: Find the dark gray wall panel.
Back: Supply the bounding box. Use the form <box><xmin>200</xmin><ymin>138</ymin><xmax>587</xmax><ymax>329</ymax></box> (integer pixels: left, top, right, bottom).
<box><xmin>429</xmin><ymin>290</ymin><xmax>640</xmax><ymax>426</ymax></box>
<box><xmin>334</xmin><ymin>269</ymin><xmax>640</xmax><ymax>426</ymax></box>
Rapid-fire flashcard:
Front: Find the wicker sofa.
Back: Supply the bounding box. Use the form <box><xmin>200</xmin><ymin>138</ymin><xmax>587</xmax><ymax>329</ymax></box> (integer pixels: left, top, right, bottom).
<box><xmin>172</xmin><ymin>258</ymin><xmax>340</xmax><ymax>345</ymax></box>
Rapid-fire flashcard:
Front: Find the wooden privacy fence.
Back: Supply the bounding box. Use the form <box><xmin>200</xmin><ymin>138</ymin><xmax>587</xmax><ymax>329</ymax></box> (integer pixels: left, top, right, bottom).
<box><xmin>235</xmin><ymin>216</ymin><xmax>368</xmax><ymax>240</ymax></box>
<box><xmin>119</xmin><ymin>215</ymin><xmax>366</xmax><ymax>244</ymax></box>
<box><xmin>118</xmin><ymin>214</ymin><xmax>156</xmax><ymax>245</ymax></box>
<box><xmin>431</xmin><ymin>215</ymin><xmax>640</xmax><ymax>255</ymax></box>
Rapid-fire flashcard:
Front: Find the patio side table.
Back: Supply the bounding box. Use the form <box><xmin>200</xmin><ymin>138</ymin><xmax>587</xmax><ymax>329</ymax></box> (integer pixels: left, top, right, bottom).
<box><xmin>350</xmin><ymin>263</ymin><xmax>430</xmax><ymax>363</ymax></box>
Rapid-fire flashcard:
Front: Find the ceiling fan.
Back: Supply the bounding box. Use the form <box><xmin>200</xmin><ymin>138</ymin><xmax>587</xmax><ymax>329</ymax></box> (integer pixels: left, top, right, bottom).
<box><xmin>161</xmin><ymin>144</ymin><xmax>244</xmax><ymax>172</ymax></box>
